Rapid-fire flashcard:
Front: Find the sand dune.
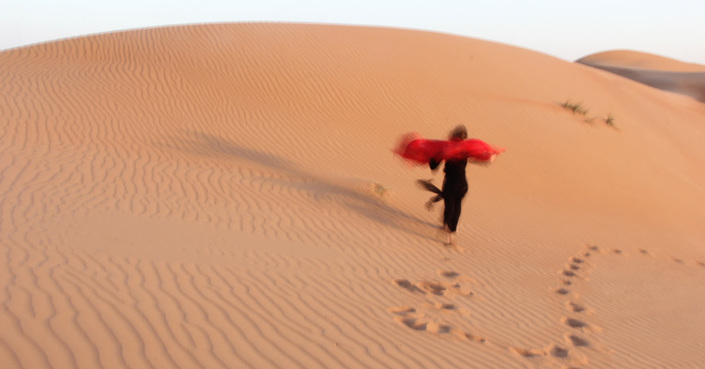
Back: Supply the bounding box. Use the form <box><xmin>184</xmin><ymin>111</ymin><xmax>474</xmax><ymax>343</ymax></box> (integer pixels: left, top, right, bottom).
<box><xmin>576</xmin><ymin>50</ymin><xmax>705</xmax><ymax>72</ymax></box>
<box><xmin>1</xmin><ymin>23</ymin><xmax>705</xmax><ymax>369</ymax></box>
<box><xmin>577</xmin><ymin>50</ymin><xmax>705</xmax><ymax>103</ymax></box>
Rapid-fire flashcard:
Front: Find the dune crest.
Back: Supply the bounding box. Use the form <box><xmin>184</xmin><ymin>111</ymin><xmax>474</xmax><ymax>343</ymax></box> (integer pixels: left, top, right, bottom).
<box><xmin>577</xmin><ymin>49</ymin><xmax>705</xmax><ymax>102</ymax></box>
<box><xmin>2</xmin><ymin>23</ymin><xmax>705</xmax><ymax>369</ymax></box>
<box><xmin>577</xmin><ymin>49</ymin><xmax>705</xmax><ymax>72</ymax></box>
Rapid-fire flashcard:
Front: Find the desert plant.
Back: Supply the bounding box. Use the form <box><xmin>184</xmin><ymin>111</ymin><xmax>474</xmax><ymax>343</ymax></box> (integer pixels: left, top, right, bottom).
<box><xmin>561</xmin><ymin>100</ymin><xmax>589</xmax><ymax>115</ymax></box>
<box><xmin>605</xmin><ymin>113</ymin><xmax>615</xmax><ymax>126</ymax></box>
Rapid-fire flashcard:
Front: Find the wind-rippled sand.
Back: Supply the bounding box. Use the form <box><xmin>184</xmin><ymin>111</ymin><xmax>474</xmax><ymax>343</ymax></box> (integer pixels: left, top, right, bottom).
<box><xmin>2</xmin><ymin>23</ymin><xmax>705</xmax><ymax>369</ymax></box>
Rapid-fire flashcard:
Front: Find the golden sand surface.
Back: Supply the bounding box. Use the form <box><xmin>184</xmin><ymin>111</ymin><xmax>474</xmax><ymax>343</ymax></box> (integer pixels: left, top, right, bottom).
<box><xmin>2</xmin><ymin>23</ymin><xmax>704</xmax><ymax>368</ymax></box>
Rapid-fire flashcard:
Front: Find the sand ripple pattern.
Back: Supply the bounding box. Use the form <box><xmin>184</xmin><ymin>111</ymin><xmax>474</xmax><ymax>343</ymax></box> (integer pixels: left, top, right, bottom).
<box><xmin>0</xmin><ymin>23</ymin><xmax>514</xmax><ymax>369</ymax></box>
<box><xmin>2</xmin><ymin>23</ymin><xmax>705</xmax><ymax>369</ymax></box>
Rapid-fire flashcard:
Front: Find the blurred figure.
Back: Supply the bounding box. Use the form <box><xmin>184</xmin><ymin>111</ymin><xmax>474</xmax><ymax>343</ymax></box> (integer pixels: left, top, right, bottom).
<box><xmin>394</xmin><ymin>125</ymin><xmax>502</xmax><ymax>244</ymax></box>
<box><xmin>408</xmin><ymin>125</ymin><xmax>499</xmax><ymax>244</ymax></box>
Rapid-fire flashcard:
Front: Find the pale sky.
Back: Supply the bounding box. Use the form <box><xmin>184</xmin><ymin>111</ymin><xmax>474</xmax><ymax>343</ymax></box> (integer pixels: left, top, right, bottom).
<box><xmin>2</xmin><ymin>0</ymin><xmax>704</xmax><ymax>64</ymax></box>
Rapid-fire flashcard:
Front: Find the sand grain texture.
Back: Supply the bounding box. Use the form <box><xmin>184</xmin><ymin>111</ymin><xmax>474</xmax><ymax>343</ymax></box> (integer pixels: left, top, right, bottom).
<box><xmin>2</xmin><ymin>23</ymin><xmax>705</xmax><ymax>369</ymax></box>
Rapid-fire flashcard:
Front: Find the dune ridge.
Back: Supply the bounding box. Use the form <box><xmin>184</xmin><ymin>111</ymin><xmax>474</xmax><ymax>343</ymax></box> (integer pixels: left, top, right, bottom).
<box><xmin>577</xmin><ymin>50</ymin><xmax>705</xmax><ymax>103</ymax></box>
<box><xmin>2</xmin><ymin>23</ymin><xmax>705</xmax><ymax>369</ymax></box>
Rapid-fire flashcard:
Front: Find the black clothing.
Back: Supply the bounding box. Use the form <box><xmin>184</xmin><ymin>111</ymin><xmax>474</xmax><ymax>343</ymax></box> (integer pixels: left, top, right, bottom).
<box><xmin>440</xmin><ymin>159</ymin><xmax>468</xmax><ymax>232</ymax></box>
<box><xmin>428</xmin><ymin>158</ymin><xmax>468</xmax><ymax>232</ymax></box>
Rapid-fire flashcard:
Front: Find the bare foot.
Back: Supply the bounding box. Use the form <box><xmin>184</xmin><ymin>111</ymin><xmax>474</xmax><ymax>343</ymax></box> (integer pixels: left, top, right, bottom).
<box><xmin>443</xmin><ymin>225</ymin><xmax>454</xmax><ymax>245</ymax></box>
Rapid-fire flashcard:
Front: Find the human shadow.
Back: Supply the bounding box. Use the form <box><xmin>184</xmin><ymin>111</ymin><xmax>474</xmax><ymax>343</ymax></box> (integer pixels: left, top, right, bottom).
<box><xmin>176</xmin><ymin>131</ymin><xmax>439</xmax><ymax>242</ymax></box>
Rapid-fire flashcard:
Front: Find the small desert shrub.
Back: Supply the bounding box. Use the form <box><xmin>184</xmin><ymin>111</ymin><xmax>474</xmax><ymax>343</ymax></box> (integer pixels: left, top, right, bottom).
<box><xmin>561</xmin><ymin>100</ymin><xmax>616</xmax><ymax>128</ymax></box>
<box><xmin>561</xmin><ymin>100</ymin><xmax>589</xmax><ymax>115</ymax></box>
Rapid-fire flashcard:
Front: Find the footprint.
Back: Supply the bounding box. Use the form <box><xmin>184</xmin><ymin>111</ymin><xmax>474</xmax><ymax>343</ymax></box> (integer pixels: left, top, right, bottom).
<box><xmin>388</xmin><ymin>306</ymin><xmax>416</xmax><ymax>315</ymax></box>
<box><xmin>433</xmin><ymin>324</ymin><xmax>485</xmax><ymax>343</ymax></box>
<box><xmin>669</xmin><ymin>257</ymin><xmax>684</xmax><ymax>264</ymax></box>
<box><xmin>511</xmin><ymin>347</ymin><xmax>545</xmax><ymax>358</ymax></box>
<box><xmin>390</xmin><ymin>306</ymin><xmax>429</xmax><ymax>330</ymax></box>
<box><xmin>563</xmin><ymin>318</ymin><xmax>587</xmax><ymax>329</ymax></box>
<box><xmin>562</xmin><ymin>317</ymin><xmax>599</xmax><ymax>332</ymax></box>
<box><xmin>394</xmin><ymin>277</ymin><xmax>472</xmax><ymax>297</ymax></box>
<box><xmin>397</xmin><ymin>317</ymin><xmax>428</xmax><ymax>331</ymax></box>
<box><xmin>418</xmin><ymin>281</ymin><xmax>448</xmax><ymax>295</ymax></box>
<box><xmin>555</xmin><ymin>288</ymin><xmax>571</xmax><ymax>295</ymax></box>
<box><xmin>461</xmin><ymin>332</ymin><xmax>486</xmax><ymax>343</ymax></box>
<box><xmin>612</xmin><ymin>249</ymin><xmax>623</xmax><ymax>255</ymax></box>
<box><xmin>438</xmin><ymin>270</ymin><xmax>459</xmax><ymax>278</ymax></box>
<box><xmin>571</xmin><ymin>257</ymin><xmax>585</xmax><ymax>264</ymax></box>
<box><xmin>434</xmin><ymin>302</ymin><xmax>457</xmax><ymax>310</ymax></box>
<box><xmin>395</xmin><ymin>278</ymin><xmax>472</xmax><ymax>297</ymax></box>
<box><xmin>512</xmin><ymin>344</ymin><xmax>570</xmax><ymax>359</ymax></box>
<box><xmin>430</xmin><ymin>280</ymin><xmax>473</xmax><ymax>297</ymax></box>
<box><xmin>437</xmin><ymin>270</ymin><xmax>476</xmax><ymax>284</ymax></box>
<box><xmin>451</xmin><ymin>283</ymin><xmax>474</xmax><ymax>297</ymax></box>
<box><xmin>549</xmin><ymin>345</ymin><xmax>570</xmax><ymax>358</ymax></box>
<box><xmin>697</xmin><ymin>261</ymin><xmax>705</xmax><ymax>267</ymax></box>
<box><xmin>639</xmin><ymin>249</ymin><xmax>651</xmax><ymax>256</ymax></box>
<box><xmin>565</xmin><ymin>334</ymin><xmax>590</xmax><ymax>347</ymax></box>
<box><xmin>396</xmin><ymin>315</ymin><xmax>460</xmax><ymax>335</ymax></box>
<box><xmin>569</xmin><ymin>264</ymin><xmax>580</xmax><ymax>271</ymax></box>
<box><xmin>426</xmin><ymin>321</ymin><xmax>452</xmax><ymax>334</ymax></box>
<box><xmin>390</xmin><ymin>305</ymin><xmax>485</xmax><ymax>344</ymax></box>
<box><xmin>393</xmin><ymin>279</ymin><xmax>425</xmax><ymax>294</ymax></box>
<box><xmin>390</xmin><ymin>271</ymin><xmax>480</xmax><ymax>342</ymax></box>
<box><xmin>562</xmin><ymin>270</ymin><xmax>577</xmax><ymax>277</ymax></box>
<box><xmin>566</xmin><ymin>302</ymin><xmax>586</xmax><ymax>313</ymax></box>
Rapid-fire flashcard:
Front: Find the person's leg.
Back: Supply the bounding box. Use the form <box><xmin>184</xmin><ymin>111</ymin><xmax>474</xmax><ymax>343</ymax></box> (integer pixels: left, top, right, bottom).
<box><xmin>443</xmin><ymin>195</ymin><xmax>460</xmax><ymax>244</ymax></box>
<box><xmin>443</xmin><ymin>189</ymin><xmax>467</xmax><ymax>244</ymax></box>
<box><xmin>443</xmin><ymin>196</ymin><xmax>454</xmax><ymax>229</ymax></box>
<box><xmin>446</xmin><ymin>196</ymin><xmax>462</xmax><ymax>232</ymax></box>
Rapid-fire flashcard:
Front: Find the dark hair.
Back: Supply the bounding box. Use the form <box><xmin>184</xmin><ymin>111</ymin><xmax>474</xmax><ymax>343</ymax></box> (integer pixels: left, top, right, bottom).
<box><xmin>449</xmin><ymin>125</ymin><xmax>468</xmax><ymax>140</ymax></box>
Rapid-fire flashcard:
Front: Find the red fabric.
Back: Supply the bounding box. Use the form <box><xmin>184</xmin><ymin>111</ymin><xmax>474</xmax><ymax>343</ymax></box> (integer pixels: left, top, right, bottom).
<box><xmin>394</xmin><ymin>132</ymin><xmax>505</xmax><ymax>165</ymax></box>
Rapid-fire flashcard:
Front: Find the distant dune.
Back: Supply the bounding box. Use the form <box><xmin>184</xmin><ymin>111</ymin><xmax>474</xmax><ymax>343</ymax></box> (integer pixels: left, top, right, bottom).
<box><xmin>577</xmin><ymin>50</ymin><xmax>705</xmax><ymax>103</ymax></box>
<box><xmin>1</xmin><ymin>23</ymin><xmax>705</xmax><ymax>369</ymax></box>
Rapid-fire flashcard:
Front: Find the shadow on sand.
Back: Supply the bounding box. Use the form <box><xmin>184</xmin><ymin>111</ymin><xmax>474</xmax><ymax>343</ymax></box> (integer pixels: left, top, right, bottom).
<box><xmin>176</xmin><ymin>131</ymin><xmax>440</xmax><ymax>243</ymax></box>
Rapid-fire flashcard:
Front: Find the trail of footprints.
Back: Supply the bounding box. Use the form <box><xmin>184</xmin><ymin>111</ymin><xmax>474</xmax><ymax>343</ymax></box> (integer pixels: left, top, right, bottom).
<box><xmin>388</xmin><ymin>270</ymin><xmax>487</xmax><ymax>343</ymax></box>
<box><xmin>507</xmin><ymin>245</ymin><xmax>599</xmax><ymax>368</ymax></box>
<box><xmin>388</xmin><ymin>245</ymin><xmax>703</xmax><ymax>367</ymax></box>
<box><xmin>519</xmin><ymin>244</ymin><xmax>704</xmax><ymax>368</ymax></box>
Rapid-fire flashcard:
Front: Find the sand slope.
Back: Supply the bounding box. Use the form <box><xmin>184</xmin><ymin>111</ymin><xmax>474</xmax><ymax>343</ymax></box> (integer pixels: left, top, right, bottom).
<box><xmin>577</xmin><ymin>50</ymin><xmax>705</xmax><ymax>103</ymax></box>
<box><xmin>2</xmin><ymin>23</ymin><xmax>705</xmax><ymax>369</ymax></box>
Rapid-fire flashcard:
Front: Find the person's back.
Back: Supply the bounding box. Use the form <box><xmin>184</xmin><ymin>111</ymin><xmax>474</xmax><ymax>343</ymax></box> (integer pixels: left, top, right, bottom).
<box><xmin>442</xmin><ymin>159</ymin><xmax>468</xmax><ymax>192</ymax></box>
<box><xmin>437</xmin><ymin>127</ymin><xmax>470</xmax><ymax>244</ymax></box>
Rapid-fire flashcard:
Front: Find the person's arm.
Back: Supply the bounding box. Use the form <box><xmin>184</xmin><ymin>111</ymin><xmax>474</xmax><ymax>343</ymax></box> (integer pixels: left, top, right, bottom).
<box><xmin>429</xmin><ymin>158</ymin><xmax>441</xmax><ymax>171</ymax></box>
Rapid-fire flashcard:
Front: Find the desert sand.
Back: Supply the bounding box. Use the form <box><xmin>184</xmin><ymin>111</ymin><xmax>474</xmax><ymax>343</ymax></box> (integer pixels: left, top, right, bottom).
<box><xmin>577</xmin><ymin>50</ymin><xmax>705</xmax><ymax>103</ymax></box>
<box><xmin>1</xmin><ymin>23</ymin><xmax>704</xmax><ymax>369</ymax></box>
